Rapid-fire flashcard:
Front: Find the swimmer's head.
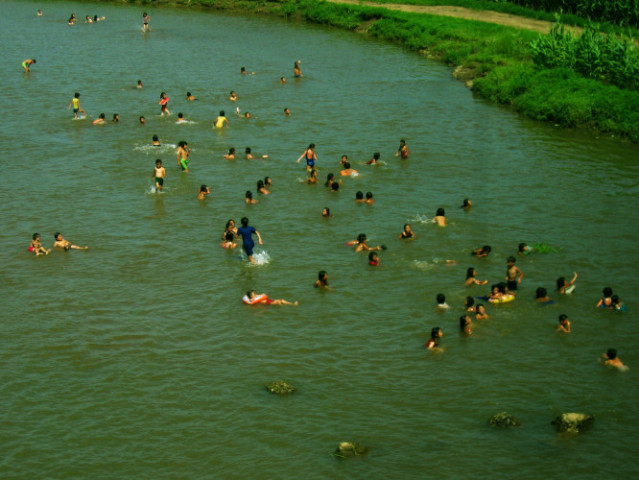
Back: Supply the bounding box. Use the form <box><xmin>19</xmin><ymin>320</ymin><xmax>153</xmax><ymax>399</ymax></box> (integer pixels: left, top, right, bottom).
<box><xmin>556</xmin><ymin>277</ymin><xmax>566</xmax><ymax>290</ymax></box>
<box><xmin>74</xmin><ymin>92</ymin><xmax>80</xmax><ymax>98</ymax></box>
<box><xmin>264</xmin><ymin>177</ymin><xmax>271</xmax><ymax>185</ymax></box>
<box><xmin>112</xmin><ymin>114</ymin><xmax>119</xmax><ymax>121</ymax></box>
<box><xmin>140</xmin><ymin>116</ymin><xmax>146</xmax><ymax>124</ymax></box>
<box><xmin>160</xmin><ymin>92</ymin><xmax>166</xmax><ymax>98</ymax></box>
<box><xmin>244</xmin><ymin>112</ymin><xmax>251</xmax><ymax>118</ymax></box>
<box><xmin>155</xmin><ymin>159</ymin><xmax>162</xmax><ymax>166</ymax></box>
<box><xmin>245</xmin><ymin>191</ymin><xmax>253</xmax><ymax>200</ymax></box>
<box><xmin>483</xmin><ymin>245</ymin><xmax>491</xmax><ymax>253</ymax></box>
<box><xmin>459</xmin><ymin>315</ymin><xmax>470</xmax><ymax>329</ymax></box>
<box><xmin>327</xmin><ymin>173</ymin><xmax>335</xmax><ymax>182</ymax></box>
<box><xmin>404</xmin><ymin>224</ymin><xmax>411</xmax><ymax>231</ymax></box>
<box><xmin>226</xmin><ymin>219</ymin><xmax>235</xmax><ymax>228</ymax></box>
<box><xmin>436</xmin><ymin>293</ymin><xmax>446</xmax><ymax>304</ymax></box>
<box><xmin>357</xmin><ymin>233</ymin><xmax>367</xmax><ymax>243</ymax></box>
<box><xmin>518</xmin><ymin>243</ymin><xmax>527</xmax><ymax>253</ymax></box>
<box><xmin>152</xmin><ymin>135</ymin><xmax>158</xmax><ymax>141</ymax></box>
<box><xmin>606</xmin><ymin>348</ymin><xmax>617</xmax><ymax>360</ymax></box>
<box><xmin>366</xmin><ymin>192</ymin><xmax>373</xmax><ymax>199</ymax></box>
<box><xmin>611</xmin><ymin>294</ymin><xmax>620</xmax><ymax>304</ymax></box>
<box><xmin>322</xmin><ymin>207</ymin><xmax>330</xmax><ymax>217</ymax></box>
<box><xmin>343</xmin><ymin>162</ymin><xmax>351</xmax><ymax>169</ymax></box>
<box><xmin>228</xmin><ymin>147</ymin><xmax>235</xmax><ymax>154</ymax></box>
<box><xmin>241</xmin><ymin>67</ymin><xmax>246</xmax><ymax>72</ymax></box>
<box><xmin>178</xmin><ymin>141</ymin><xmax>187</xmax><ymax>148</ymax></box>
<box><xmin>32</xmin><ymin>233</ymin><xmax>40</xmax><ymax>240</ymax></box>
<box><xmin>246</xmin><ymin>290</ymin><xmax>254</xmax><ymax>298</ymax></box>
<box><xmin>559</xmin><ymin>314</ymin><xmax>568</xmax><ymax>323</ymax></box>
<box><xmin>536</xmin><ymin>287</ymin><xmax>547</xmax><ymax>299</ymax></box>
<box><xmin>355</xmin><ymin>191</ymin><xmax>364</xmax><ymax>200</ymax></box>
<box><xmin>257</xmin><ymin>180</ymin><xmax>264</xmax><ymax>190</ymax></box>
<box><xmin>54</xmin><ymin>232</ymin><xmax>61</xmax><ymax>239</ymax></box>
<box><xmin>331</xmin><ymin>182</ymin><xmax>339</xmax><ymax>191</ymax></box>
<box><xmin>368</xmin><ymin>251</ymin><xmax>378</xmax><ymax>261</ymax></box>
<box><xmin>241</xmin><ymin>217</ymin><xmax>249</xmax><ymax>226</ymax></box>
<box><xmin>219</xmin><ymin>110</ymin><xmax>225</xmax><ymax>116</ymax></box>
<box><xmin>491</xmin><ymin>284</ymin><xmax>499</xmax><ymax>293</ymax></box>
<box><xmin>309</xmin><ymin>143</ymin><xmax>315</xmax><ymax>149</ymax></box>
<box><xmin>284</xmin><ymin>108</ymin><xmax>290</xmax><ymax>115</ymax></box>
<box><xmin>507</xmin><ymin>256</ymin><xmax>516</xmax><ymax>264</ymax></box>
<box><xmin>465</xmin><ymin>296</ymin><xmax>474</xmax><ymax>307</ymax></box>
<box><xmin>373</xmin><ymin>152</ymin><xmax>380</xmax><ymax>160</ymax></box>
<box><xmin>318</xmin><ymin>270</ymin><xmax>327</xmax><ymax>281</ymax></box>
<box><xmin>603</xmin><ymin>287</ymin><xmax>613</xmax><ymax>297</ymax></box>
<box><xmin>200</xmin><ymin>185</ymin><xmax>207</xmax><ymax>191</ymax></box>
<box><xmin>466</xmin><ymin>267</ymin><xmax>476</xmax><ymax>279</ymax></box>
<box><xmin>436</xmin><ymin>207</ymin><xmax>445</xmax><ymax>216</ymax></box>
<box><xmin>245</xmin><ymin>147</ymin><xmax>251</xmax><ymax>154</ymax></box>
<box><xmin>99</xmin><ymin>113</ymin><xmax>105</xmax><ymax>119</ymax></box>
<box><xmin>476</xmin><ymin>304</ymin><xmax>485</xmax><ymax>313</ymax></box>
<box><xmin>177</xmin><ymin>112</ymin><xmax>183</xmax><ymax>118</ymax></box>
<box><xmin>461</xmin><ymin>198</ymin><xmax>471</xmax><ymax>208</ymax></box>
<box><xmin>431</xmin><ymin>327</ymin><xmax>442</xmax><ymax>338</ymax></box>
<box><xmin>399</xmin><ymin>139</ymin><xmax>406</xmax><ymax>146</ymax></box>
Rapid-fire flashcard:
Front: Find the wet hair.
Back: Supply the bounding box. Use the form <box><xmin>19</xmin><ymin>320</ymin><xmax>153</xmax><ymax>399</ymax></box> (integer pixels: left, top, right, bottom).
<box><xmin>436</xmin><ymin>293</ymin><xmax>446</xmax><ymax>304</ymax></box>
<box><xmin>366</xmin><ymin>192</ymin><xmax>373</xmax><ymax>199</ymax></box>
<box><xmin>461</xmin><ymin>198</ymin><xmax>470</xmax><ymax>208</ymax></box>
<box><xmin>559</xmin><ymin>314</ymin><xmax>568</xmax><ymax>323</ymax></box>
<box><xmin>466</xmin><ymin>267</ymin><xmax>476</xmax><ymax>279</ymax></box>
<box><xmin>112</xmin><ymin>114</ymin><xmax>119</xmax><ymax>120</ymax></box>
<box><xmin>177</xmin><ymin>112</ymin><xmax>183</xmax><ymax>118</ymax></box>
<box><xmin>436</xmin><ymin>207</ymin><xmax>445</xmax><ymax>216</ymax></box>
<box><xmin>476</xmin><ymin>303</ymin><xmax>485</xmax><ymax>312</ymax></box>
<box><xmin>431</xmin><ymin>327</ymin><xmax>441</xmax><ymax>338</ymax></box>
<box><xmin>606</xmin><ymin>348</ymin><xmax>617</xmax><ymax>360</ymax></box>
<box><xmin>465</xmin><ymin>296</ymin><xmax>474</xmax><ymax>308</ymax></box>
<box><xmin>308</xmin><ymin>143</ymin><xmax>315</xmax><ymax>149</ymax></box>
<box><xmin>140</xmin><ymin>116</ymin><xmax>146</xmax><ymax>123</ymax></box>
<box><xmin>556</xmin><ymin>277</ymin><xmax>566</xmax><ymax>290</ymax></box>
<box><xmin>368</xmin><ymin>251</ymin><xmax>378</xmax><ymax>261</ymax></box>
<box><xmin>497</xmin><ymin>282</ymin><xmax>507</xmax><ymax>294</ymax></box>
<box><xmin>331</xmin><ymin>182</ymin><xmax>340</xmax><ymax>191</ymax></box>
<box><xmin>99</xmin><ymin>113</ymin><xmax>105</xmax><ymax>119</ymax></box>
<box><xmin>54</xmin><ymin>232</ymin><xmax>61</xmax><ymax>239</ymax></box>
<box><xmin>322</xmin><ymin>207</ymin><xmax>330</xmax><ymax>216</ymax></box>
<box><xmin>459</xmin><ymin>315</ymin><xmax>469</xmax><ymax>330</ymax></box>
<box><xmin>241</xmin><ymin>67</ymin><xmax>246</xmax><ymax>72</ymax></box>
<box><xmin>264</xmin><ymin>177</ymin><xmax>271</xmax><ymax>185</ymax></box>
<box><xmin>200</xmin><ymin>185</ymin><xmax>207</xmax><ymax>192</ymax></box>
<box><xmin>178</xmin><ymin>141</ymin><xmax>187</xmax><ymax>148</ymax></box>
<box><xmin>225</xmin><ymin>231</ymin><xmax>234</xmax><ymax>242</ymax></box>
<box><xmin>186</xmin><ymin>92</ymin><xmax>191</xmax><ymax>96</ymax></box>
<box><xmin>518</xmin><ymin>243</ymin><xmax>527</xmax><ymax>253</ymax></box>
<box><xmin>152</xmin><ymin>135</ymin><xmax>158</xmax><ymax>141</ymax></box>
<box><xmin>155</xmin><ymin>159</ymin><xmax>162</xmax><ymax>165</ymax></box>
<box><xmin>226</xmin><ymin>219</ymin><xmax>235</xmax><ymax>229</ymax></box>
<box><xmin>257</xmin><ymin>179</ymin><xmax>264</xmax><ymax>189</ymax></box>
<box><xmin>228</xmin><ymin>147</ymin><xmax>235</xmax><ymax>154</ymax></box>
<box><xmin>355</xmin><ymin>191</ymin><xmax>364</xmax><ymax>200</ymax></box>
<box><xmin>241</xmin><ymin>217</ymin><xmax>249</xmax><ymax>226</ymax></box>
<box><xmin>230</xmin><ymin>90</ymin><xmax>235</xmax><ymax>95</ymax></box>
<box><xmin>343</xmin><ymin>162</ymin><xmax>351</xmax><ymax>169</ymax></box>
<box><xmin>535</xmin><ymin>287</ymin><xmax>547</xmax><ymax>299</ymax></box>
<box><xmin>611</xmin><ymin>294</ymin><xmax>620</xmax><ymax>304</ymax></box>
<box><xmin>246</xmin><ymin>290</ymin><xmax>253</xmax><ymax>298</ymax></box>
<box><xmin>245</xmin><ymin>191</ymin><xmax>253</xmax><ymax>201</ymax></box>
<box><xmin>32</xmin><ymin>233</ymin><xmax>40</xmax><ymax>240</ymax></box>
<box><xmin>160</xmin><ymin>92</ymin><xmax>166</xmax><ymax>98</ymax></box>
<box><xmin>373</xmin><ymin>152</ymin><xmax>380</xmax><ymax>160</ymax></box>
<box><xmin>507</xmin><ymin>256</ymin><xmax>516</xmax><ymax>264</ymax></box>
<box><xmin>219</xmin><ymin>110</ymin><xmax>225</xmax><ymax>116</ymax></box>
<box><xmin>399</xmin><ymin>139</ymin><xmax>406</xmax><ymax>145</ymax></box>
<box><xmin>483</xmin><ymin>245</ymin><xmax>491</xmax><ymax>253</ymax></box>
<box><xmin>603</xmin><ymin>287</ymin><xmax>613</xmax><ymax>297</ymax></box>
<box><xmin>245</xmin><ymin>147</ymin><xmax>251</xmax><ymax>154</ymax></box>
<box><xmin>74</xmin><ymin>92</ymin><xmax>80</xmax><ymax>98</ymax></box>
<box><xmin>357</xmin><ymin>233</ymin><xmax>367</xmax><ymax>243</ymax></box>
<box><xmin>318</xmin><ymin>271</ymin><xmax>328</xmax><ymax>284</ymax></box>
<box><xmin>325</xmin><ymin>173</ymin><xmax>335</xmax><ymax>187</ymax></box>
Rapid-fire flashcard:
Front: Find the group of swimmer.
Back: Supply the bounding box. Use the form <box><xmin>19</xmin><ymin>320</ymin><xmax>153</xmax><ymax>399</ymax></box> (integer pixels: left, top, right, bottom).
<box><xmin>28</xmin><ymin>232</ymin><xmax>88</xmax><ymax>255</ymax></box>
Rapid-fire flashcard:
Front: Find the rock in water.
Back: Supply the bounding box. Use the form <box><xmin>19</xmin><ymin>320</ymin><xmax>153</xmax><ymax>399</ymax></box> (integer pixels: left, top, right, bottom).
<box><xmin>551</xmin><ymin>413</ymin><xmax>594</xmax><ymax>433</ymax></box>
<box><xmin>333</xmin><ymin>442</ymin><xmax>368</xmax><ymax>458</ymax></box>
<box><xmin>489</xmin><ymin>412</ymin><xmax>521</xmax><ymax>428</ymax></box>
<box><xmin>265</xmin><ymin>380</ymin><xmax>295</xmax><ymax>394</ymax></box>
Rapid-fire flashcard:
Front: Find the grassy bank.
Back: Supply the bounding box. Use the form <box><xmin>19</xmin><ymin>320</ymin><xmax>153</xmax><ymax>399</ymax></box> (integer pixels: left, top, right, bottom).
<box><xmin>108</xmin><ymin>0</ymin><xmax>639</xmax><ymax>142</ymax></box>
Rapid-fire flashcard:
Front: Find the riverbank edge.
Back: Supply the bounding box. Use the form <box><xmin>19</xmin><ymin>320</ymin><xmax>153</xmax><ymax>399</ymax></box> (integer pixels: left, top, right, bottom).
<box><xmin>102</xmin><ymin>0</ymin><xmax>639</xmax><ymax>142</ymax></box>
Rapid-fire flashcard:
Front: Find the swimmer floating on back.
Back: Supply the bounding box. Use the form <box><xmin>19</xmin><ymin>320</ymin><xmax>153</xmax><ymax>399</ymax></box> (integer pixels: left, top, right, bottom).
<box><xmin>53</xmin><ymin>232</ymin><xmax>88</xmax><ymax>251</ymax></box>
<box><xmin>242</xmin><ymin>290</ymin><xmax>298</xmax><ymax>306</ymax></box>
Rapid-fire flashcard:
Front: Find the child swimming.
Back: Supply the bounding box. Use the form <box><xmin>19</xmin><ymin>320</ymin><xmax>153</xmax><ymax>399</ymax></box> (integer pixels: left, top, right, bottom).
<box><xmin>314</xmin><ymin>271</ymin><xmax>330</xmax><ymax>289</ymax></box>
<box><xmin>28</xmin><ymin>233</ymin><xmax>50</xmax><ymax>256</ymax></box>
<box><xmin>465</xmin><ymin>267</ymin><xmax>488</xmax><ymax>286</ymax></box>
<box><xmin>242</xmin><ymin>290</ymin><xmax>298</xmax><ymax>306</ymax></box>
<box><xmin>556</xmin><ymin>314</ymin><xmax>571</xmax><ymax>333</ymax></box>
<box><xmin>425</xmin><ymin>327</ymin><xmax>443</xmax><ymax>349</ymax></box>
<box><xmin>433</xmin><ymin>208</ymin><xmax>446</xmax><ymax>226</ymax></box>
<box><xmin>198</xmin><ymin>185</ymin><xmax>210</xmax><ymax>200</ymax></box>
<box><xmin>398</xmin><ymin>224</ymin><xmax>416</xmax><ymax>240</ymax></box>
<box><xmin>557</xmin><ymin>272</ymin><xmax>578</xmax><ymax>294</ymax></box>
<box><xmin>471</xmin><ymin>245</ymin><xmax>491</xmax><ymax>257</ymax></box>
<box><xmin>475</xmin><ymin>304</ymin><xmax>489</xmax><ymax>320</ymax></box>
<box><xmin>368</xmin><ymin>252</ymin><xmax>380</xmax><ymax>266</ymax></box>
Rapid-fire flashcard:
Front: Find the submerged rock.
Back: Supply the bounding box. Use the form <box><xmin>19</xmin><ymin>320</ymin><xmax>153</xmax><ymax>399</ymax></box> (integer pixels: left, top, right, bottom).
<box><xmin>265</xmin><ymin>380</ymin><xmax>295</xmax><ymax>395</ymax></box>
<box><xmin>333</xmin><ymin>442</ymin><xmax>368</xmax><ymax>458</ymax></box>
<box><xmin>551</xmin><ymin>413</ymin><xmax>594</xmax><ymax>434</ymax></box>
<box><xmin>489</xmin><ymin>412</ymin><xmax>521</xmax><ymax>428</ymax></box>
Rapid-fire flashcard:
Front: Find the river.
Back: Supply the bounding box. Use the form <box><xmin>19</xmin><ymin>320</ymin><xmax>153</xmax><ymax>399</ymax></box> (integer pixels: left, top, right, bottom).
<box><xmin>1</xmin><ymin>1</ymin><xmax>638</xmax><ymax>478</ymax></box>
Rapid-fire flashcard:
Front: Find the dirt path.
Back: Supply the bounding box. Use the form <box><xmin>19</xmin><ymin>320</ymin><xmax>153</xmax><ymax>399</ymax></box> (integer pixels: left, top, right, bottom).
<box><xmin>326</xmin><ymin>0</ymin><xmax>582</xmax><ymax>35</ymax></box>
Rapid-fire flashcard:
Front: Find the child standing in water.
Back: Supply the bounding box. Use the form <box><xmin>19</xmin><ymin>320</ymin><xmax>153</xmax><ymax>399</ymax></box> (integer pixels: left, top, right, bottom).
<box><xmin>399</xmin><ymin>223</ymin><xmax>416</xmax><ymax>240</ymax></box>
<box><xmin>297</xmin><ymin>143</ymin><xmax>317</xmax><ymax>172</ymax></box>
<box><xmin>314</xmin><ymin>271</ymin><xmax>330</xmax><ymax>289</ymax></box>
<box><xmin>198</xmin><ymin>185</ymin><xmax>210</xmax><ymax>200</ymax></box>
<box><xmin>153</xmin><ymin>159</ymin><xmax>165</xmax><ymax>191</ymax></box>
<box><xmin>395</xmin><ymin>139</ymin><xmax>409</xmax><ymax>159</ymax></box>
<box><xmin>68</xmin><ymin>93</ymin><xmax>85</xmax><ymax>119</ymax></box>
<box><xmin>425</xmin><ymin>327</ymin><xmax>443</xmax><ymax>349</ymax></box>
<box><xmin>215</xmin><ymin>111</ymin><xmax>229</xmax><ymax>129</ymax></box>
<box><xmin>506</xmin><ymin>256</ymin><xmax>524</xmax><ymax>290</ymax></box>
<box><xmin>176</xmin><ymin>141</ymin><xmax>190</xmax><ymax>171</ymax></box>
<box><xmin>556</xmin><ymin>314</ymin><xmax>571</xmax><ymax>333</ymax></box>
<box><xmin>142</xmin><ymin>12</ymin><xmax>150</xmax><ymax>31</ymax></box>
<box><xmin>368</xmin><ymin>251</ymin><xmax>380</xmax><ymax>266</ymax></box>
<box><xmin>433</xmin><ymin>208</ymin><xmax>447</xmax><ymax>226</ymax></box>
<box><xmin>159</xmin><ymin>92</ymin><xmax>170</xmax><ymax>116</ymax></box>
